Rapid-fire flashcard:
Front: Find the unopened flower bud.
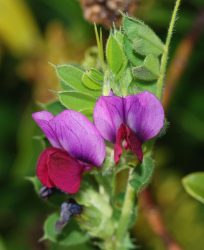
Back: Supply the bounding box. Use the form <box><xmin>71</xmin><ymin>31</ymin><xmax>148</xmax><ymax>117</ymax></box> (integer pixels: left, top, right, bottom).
<box><xmin>55</xmin><ymin>199</ymin><xmax>83</xmax><ymax>233</ymax></box>
<box><xmin>39</xmin><ymin>186</ymin><xmax>55</xmax><ymax>199</ymax></box>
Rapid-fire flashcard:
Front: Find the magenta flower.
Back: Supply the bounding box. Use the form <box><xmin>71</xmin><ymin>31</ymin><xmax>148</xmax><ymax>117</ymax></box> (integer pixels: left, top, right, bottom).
<box><xmin>32</xmin><ymin>110</ymin><xmax>106</xmax><ymax>194</ymax></box>
<box><xmin>94</xmin><ymin>91</ymin><xmax>164</xmax><ymax>164</ymax></box>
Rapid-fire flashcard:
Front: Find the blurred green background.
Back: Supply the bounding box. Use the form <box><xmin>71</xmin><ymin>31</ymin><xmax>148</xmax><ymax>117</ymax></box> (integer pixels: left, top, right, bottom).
<box><xmin>0</xmin><ymin>0</ymin><xmax>204</xmax><ymax>249</ymax></box>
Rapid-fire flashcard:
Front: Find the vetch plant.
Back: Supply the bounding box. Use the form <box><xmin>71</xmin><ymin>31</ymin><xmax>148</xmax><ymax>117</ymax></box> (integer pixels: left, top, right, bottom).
<box><xmin>29</xmin><ymin>0</ymin><xmax>182</xmax><ymax>249</ymax></box>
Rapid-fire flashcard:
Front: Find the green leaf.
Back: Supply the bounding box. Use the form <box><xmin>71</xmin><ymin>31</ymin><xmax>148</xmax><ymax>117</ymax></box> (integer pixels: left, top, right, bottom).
<box><xmin>88</xmin><ymin>68</ymin><xmax>103</xmax><ymax>82</ymax></box>
<box><xmin>43</xmin><ymin>213</ymin><xmax>58</xmax><ymax>242</ymax></box>
<box><xmin>132</xmin><ymin>66</ymin><xmax>156</xmax><ymax>81</ymax></box>
<box><xmin>119</xmin><ymin>67</ymin><xmax>133</xmax><ymax>93</ymax></box>
<box><xmin>82</xmin><ymin>69</ymin><xmax>103</xmax><ymax>90</ymax></box>
<box><xmin>124</xmin><ymin>36</ymin><xmax>143</xmax><ymax>67</ymax></box>
<box><xmin>132</xmin><ymin>54</ymin><xmax>160</xmax><ymax>81</ymax></box>
<box><xmin>40</xmin><ymin>100</ymin><xmax>65</xmax><ymax>115</ymax></box>
<box><xmin>56</xmin><ymin>64</ymin><xmax>83</xmax><ymax>89</ymax></box>
<box><xmin>43</xmin><ymin>213</ymin><xmax>89</xmax><ymax>246</ymax></box>
<box><xmin>58</xmin><ymin>91</ymin><xmax>96</xmax><ymax>115</ymax></box>
<box><xmin>26</xmin><ymin>176</ymin><xmax>41</xmax><ymax>193</ymax></box>
<box><xmin>123</xmin><ymin>16</ymin><xmax>164</xmax><ymax>56</ymax></box>
<box><xmin>128</xmin><ymin>80</ymin><xmax>157</xmax><ymax>95</ymax></box>
<box><xmin>79</xmin><ymin>108</ymin><xmax>93</xmax><ymax>120</ymax></box>
<box><xmin>106</xmin><ymin>34</ymin><xmax>124</xmax><ymax>74</ymax></box>
<box><xmin>82</xmin><ymin>74</ymin><xmax>101</xmax><ymax>90</ymax></box>
<box><xmin>133</xmin><ymin>38</ymin><xmax>163</xmax><ymax>57</ymax></box>
<box><xmin>60</xmin><ymin>232</ymin><xmax>89</xmax><ymax>247</ymax></box>
<box><xmin>130</xmin><ymin>155</ymin><xmax>154</xmax><ymax>192</ymax></box>
<box><xmin>114</xmin><ymin>30</ymin><xmax>124</xmax><ymax>45</ymax></box>
<box><xmin>56</xmin><ymin>64</ymin><xmax>99</xmax><ymax>96</ymax></box>
<box><xmin>144</xmin><ymin>54</ymin><xmax>160</xmax><ymax>75</ymax></box>
<box><xmin>182</xmin><ymin>172</ymin><xmax>204</xmax><ymax>204</ymax></box>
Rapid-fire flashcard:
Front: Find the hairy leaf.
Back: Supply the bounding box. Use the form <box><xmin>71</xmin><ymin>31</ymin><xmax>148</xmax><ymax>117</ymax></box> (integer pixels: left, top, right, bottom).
<box><xmin>128</xmin><ymin>80</ymin><xmax>157</xmax><ymax>95</ymax></box>
<box><xmin>56</xmin><ymin>64</ymin><xmax>84</xmax><ymax>89</ymax></box>
<box><xmin>58</xmin><ymin>91</ymin><xmax>96</xmax><ymax>115</ymax></box>
<box><xmin>132</xmin><ymin>54</ymin><xmax>160</xmax><ymax>81</ymax></box>
<box><xmin>106</xmin><ymin>34</ymin><xmax>124</xmax><ymax>74</ymax></box>
<box><xmin>82</xmin><ymin>68</ymin><xmax>103</xmax><ymax>90</ymax></box>
<box><xmin>123</xmin><ymin>36</ymin><xmax>143</xmax><ymax>67</ymax></box>
<box><xmin>39</xmin><ymin>100</ymin><xmax>65</xmax><ymax>115</ymax></box>
<box><xmin>130</xmin><ymin>155</ymin><xmax>154</xmax><ymax>193</ymax></box>
<box><xmin>43</xmin><ymin>213</ymin><xmax>89</xmax><ymax>246</ymax></box>
<box><xmin>56</xmin><ymin>64</ymin><xmax>99</xmax><ymax>96</ymax></box>
<box><xmin>123</xmin><ymin>16</ymin><xmax>164</xmax><ymax>56</ymax></box>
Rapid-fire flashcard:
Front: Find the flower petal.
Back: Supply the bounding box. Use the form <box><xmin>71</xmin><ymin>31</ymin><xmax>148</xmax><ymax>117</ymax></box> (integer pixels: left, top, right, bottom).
<box><xmin>36</xmin><ymin>147</ymin><xmax>56</xmax><ymax>188</ymax></box>
<box><xmin>114</xmin><ymin>124</ymin><xmax>126</xmax><ymax>164</ymax></box>
<box><xmin>124</xmin><ymin>92</ymin><xmax>165</xmax><ymax>141</ymax></box>
<box><xmin>50</xmin><ymin>110</ymin><xmax>106</xmax><ymax>167</ymax></box>
<box><xmin>126</xmin><ymin>126</ymin><xmax>143</xmax><ymax>162</ymax></box>
<box><xmin>32</xmin><ymin>111</ymin><xmax>61</xmax><ymax>148</ymax></box>
<box><xmin>114</xmin><ymin>124</ymin><xmax>143</xmax><ymax>164</ymax></box>
<box><xmin>94</xmin><ymin>96</ymin><xmax>124</xmax><ymax>143</ymax></box>
<box><xmin>48</xmin><ymin>149</ymin><xmax>84</xmax><ymax>194</ymax></box>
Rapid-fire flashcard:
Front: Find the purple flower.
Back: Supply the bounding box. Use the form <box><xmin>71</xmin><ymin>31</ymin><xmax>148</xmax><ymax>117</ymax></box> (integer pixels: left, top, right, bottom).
<box><xmin>94</xmin><ymin>91</ymin><xmax>164</xmax><ymax>164</ymax></box>
<box><xmin>32</xmin><ymin>110</ymin><xmax>106</xmax><ymax>194</ymax></box>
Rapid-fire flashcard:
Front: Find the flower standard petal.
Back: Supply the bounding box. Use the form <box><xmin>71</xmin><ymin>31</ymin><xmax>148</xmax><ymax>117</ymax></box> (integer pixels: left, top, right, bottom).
<box><xmin>94</xmin><ymin>96</ymin><xmax>124</xmax><ymax>143</ymax></box>
<box><xmin>124</xmin><ymin>92</ymin><xmax>165</xmax><ymax>142</ymax></box>
<box><xmin>32</xmin><ymin>111</ymin><xmax>61</xmax><ymax>148</ymax></box>
<box><xmin>50</xmin><ymin>110</ymin><xmax>106</xmax><ymax>167</ymax></box>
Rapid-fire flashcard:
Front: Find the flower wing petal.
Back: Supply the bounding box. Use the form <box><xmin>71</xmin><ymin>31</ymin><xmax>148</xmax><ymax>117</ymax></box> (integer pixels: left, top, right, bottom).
<box><xmin>48</xmin><ymin>149</ymin><xmax>83</xmax><ymax>194</ymax></box>
<box><xmin>36</xmin><ymin>147</ymin><xmax>56</xmax><ymax>188</ymax></box>
<box><xmin>50</xmin><ymin>110</ymin><xmax>106</xmax><ymax>167</ymax></box>
<box><xmin>32</xmin><ymin>111</ymin><xmax>61</xmax><ymax>148</ymax></box>
<box><xmin>94</xmin><ymin>96</ymin><xmax>124</xmax><ymax>143</ymax></box>
<box><xmin>124</xmin><ymin>92</ymin><xmax>165</xmax><ymax>141</ymax></box>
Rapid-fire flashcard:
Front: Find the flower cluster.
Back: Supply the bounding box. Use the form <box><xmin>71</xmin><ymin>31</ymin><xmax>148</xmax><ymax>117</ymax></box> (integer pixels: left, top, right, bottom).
<box><xmin>33</xmin><ymin>91</ymin><xmax>164</xmax><ymax>194</ymax></box>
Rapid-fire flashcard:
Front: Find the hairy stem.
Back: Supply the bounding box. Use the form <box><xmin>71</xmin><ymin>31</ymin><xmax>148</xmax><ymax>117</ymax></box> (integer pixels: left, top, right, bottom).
<box><xmin>115</xmin><ymin>168</ymin><xmax>136</xmax><ymax>249</ymax></box>
<box><xmin>157</xmin><ymin>0</ymin><xmax>182</xmax><ymax>99</ymax></box>
<box><xmin>163</xmin><ymin>9</ymin><xmax>204</xmax><ymax>109</ymax></box>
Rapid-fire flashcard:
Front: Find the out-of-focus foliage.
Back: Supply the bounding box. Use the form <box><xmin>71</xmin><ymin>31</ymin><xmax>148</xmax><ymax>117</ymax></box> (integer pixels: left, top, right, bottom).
<box><xmin>0</xmin><ymin>0</ymin><xmax>204</xmax><ymax>249</ymax></box>
<box><xmin>135</xmin><ymin>170</ymin><xmax>204</xmax><ymax>250</ymax></box>
<box><xmin>0</xmin><ymin>0</ymin><xmax>41</xmax><ymax>55</ymax></box>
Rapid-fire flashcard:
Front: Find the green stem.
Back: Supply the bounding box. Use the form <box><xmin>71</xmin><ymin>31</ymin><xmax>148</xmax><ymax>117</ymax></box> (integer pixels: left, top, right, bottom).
<box><xmin>157</xmin><ymin>0</ymin><xmax>182</xmax><ymax>99</ymax></box>
<box><xmin>111</xmin><ymin>171</ymin><xmax>116</xmax><ymax>198</ymax></box>
<box><xmin>115</xmin><ymin>168</ymin><xmax>136</xmax><ymax>249</ymax></box>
